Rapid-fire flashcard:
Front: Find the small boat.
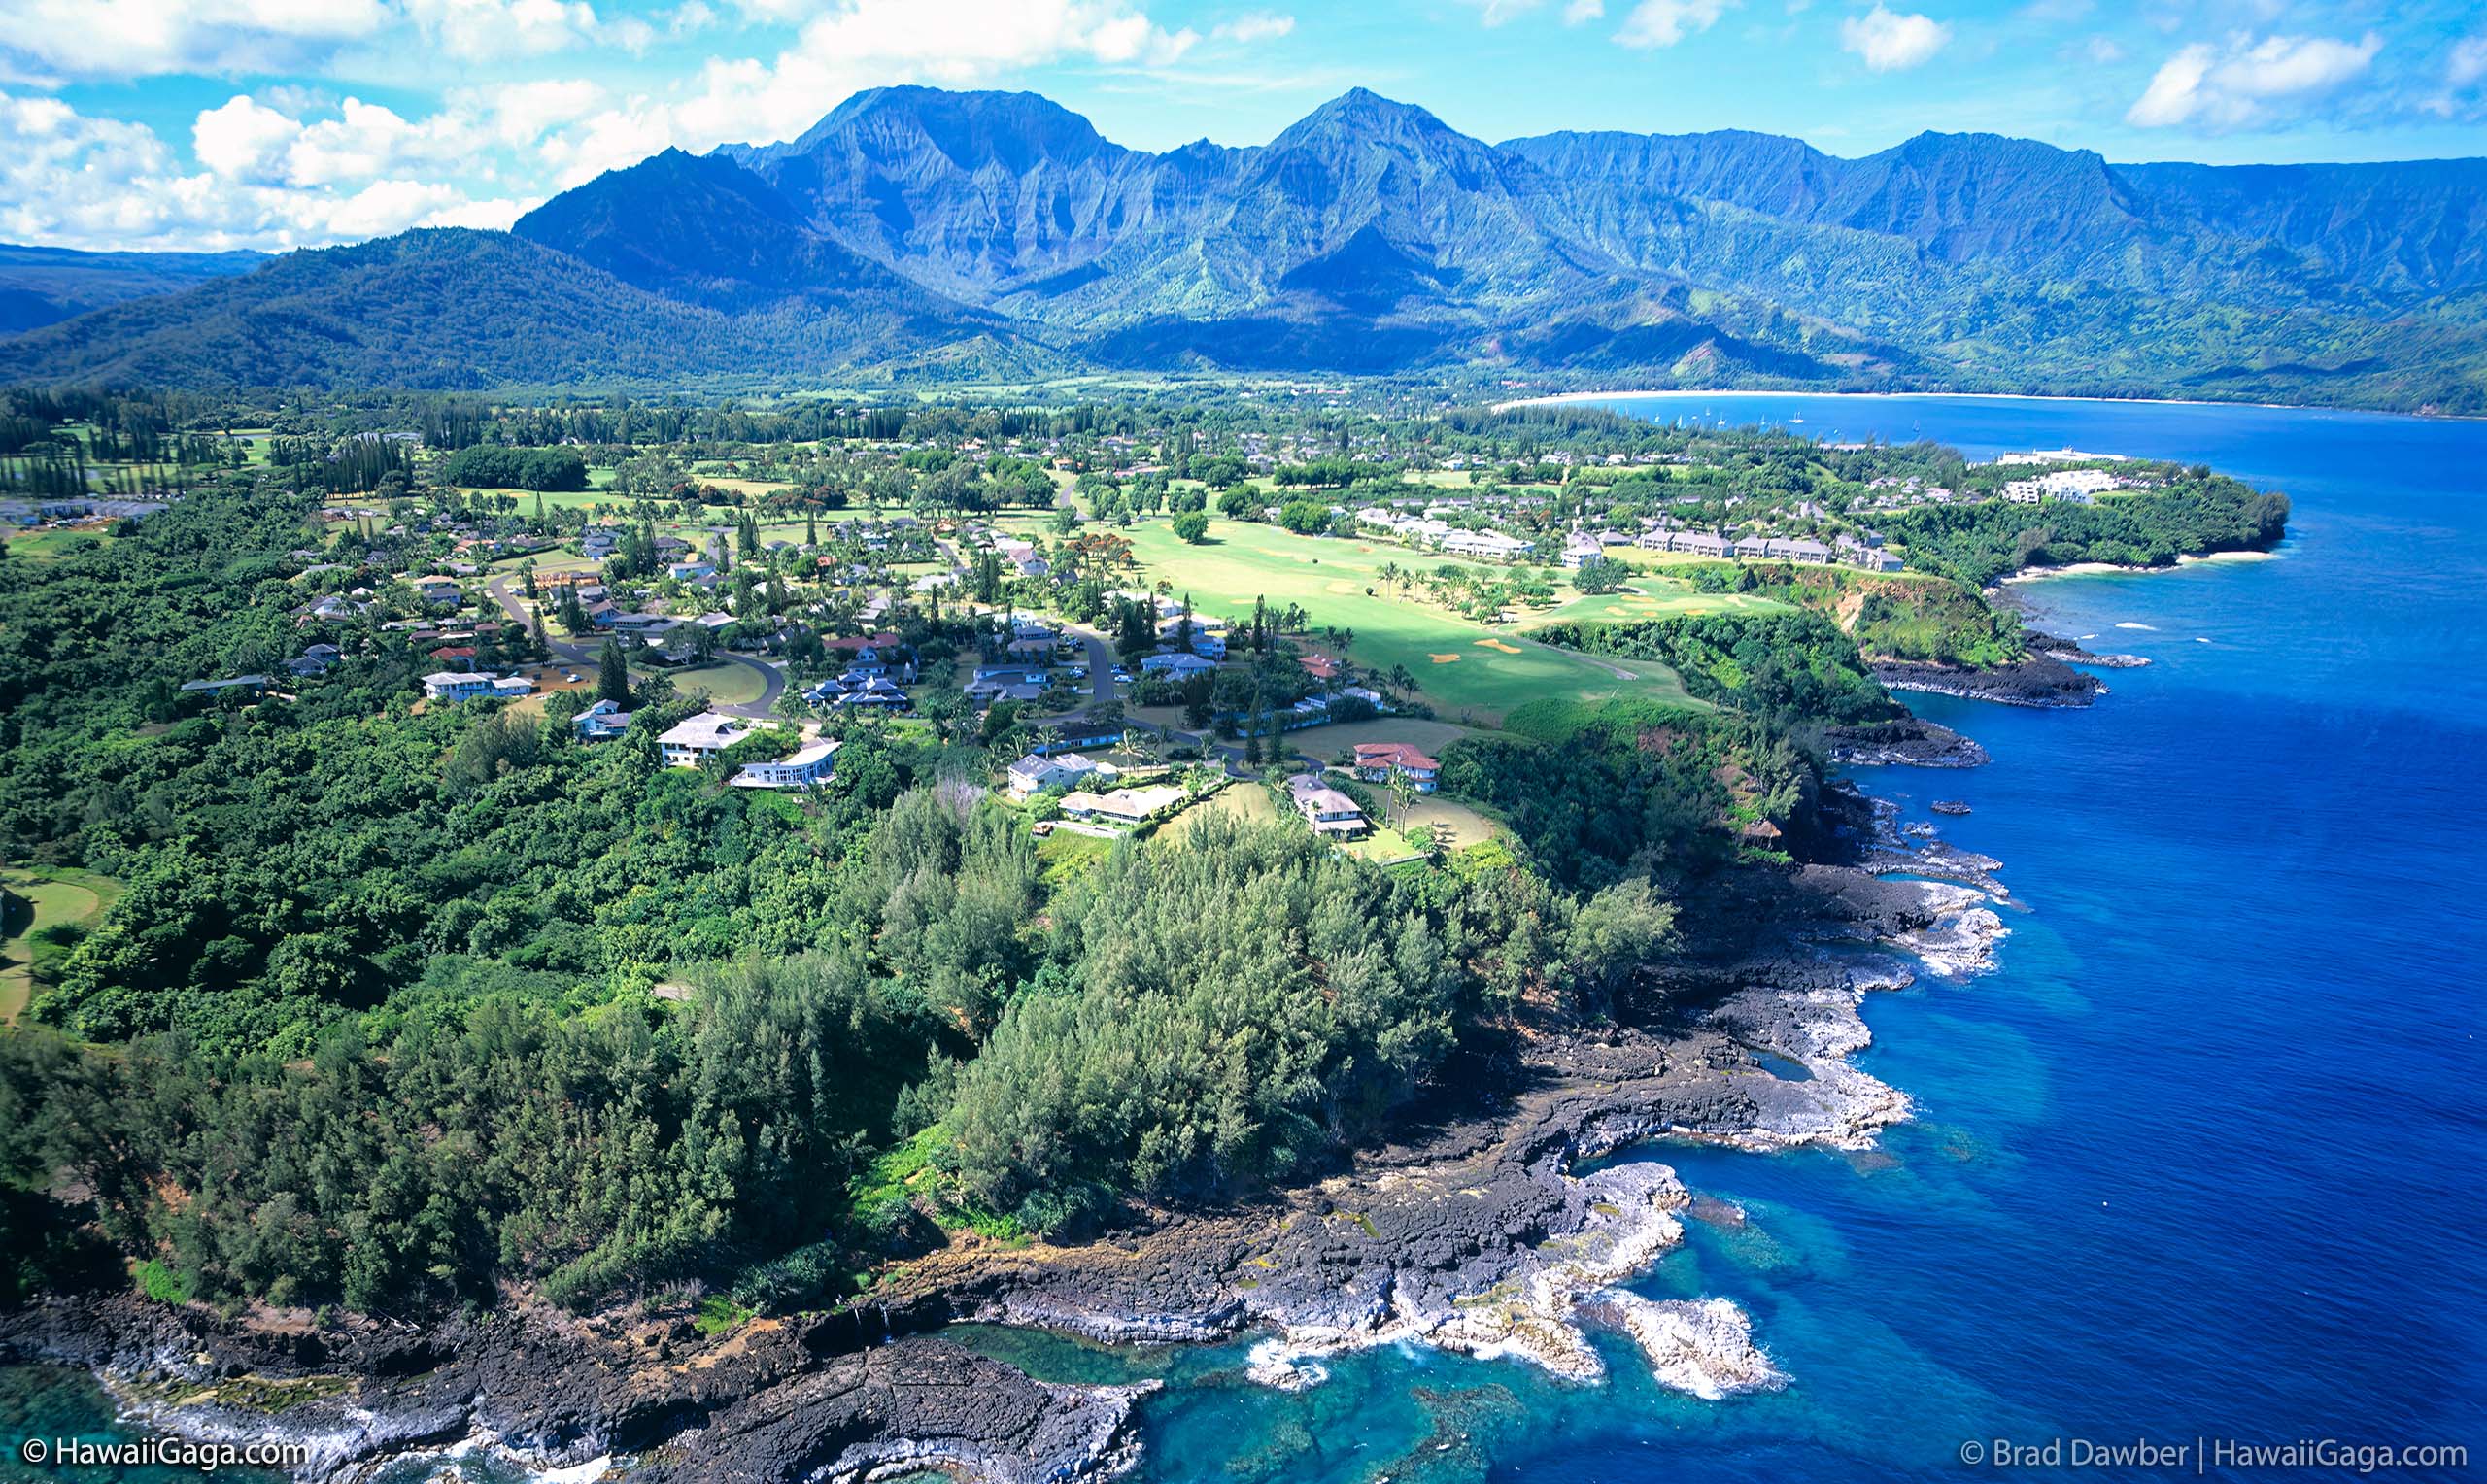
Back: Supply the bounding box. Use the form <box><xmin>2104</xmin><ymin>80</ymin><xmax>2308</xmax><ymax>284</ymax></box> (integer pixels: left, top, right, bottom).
<box><xmin>1930</xmin><ymin>799</ymin><xmax>1971</xmax><ymax>816</ymax></box>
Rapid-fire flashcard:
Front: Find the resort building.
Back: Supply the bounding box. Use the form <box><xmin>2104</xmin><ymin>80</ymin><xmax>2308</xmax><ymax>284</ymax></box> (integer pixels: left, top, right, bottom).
<box><xmin>1438</xmin><ymin>530</ymin><xmax>1532</xmax><ymax>561</ymax></box>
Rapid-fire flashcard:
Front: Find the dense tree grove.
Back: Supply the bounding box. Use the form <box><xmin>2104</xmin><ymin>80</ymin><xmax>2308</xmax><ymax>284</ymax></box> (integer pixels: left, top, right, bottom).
<box><xmin>440</xmin><ymin>445</ymin><xmax>591</xmax><ymax>491</ymax></box>
<box><xmin>1535</xmin><ymin>612</ymin><xmax>1899</xmax><ymax>725</ymax></box>
<box><xmin>1883</xmin><ymin>476</ymin><xmax>2291</xmax><ymax>586</ymax></box>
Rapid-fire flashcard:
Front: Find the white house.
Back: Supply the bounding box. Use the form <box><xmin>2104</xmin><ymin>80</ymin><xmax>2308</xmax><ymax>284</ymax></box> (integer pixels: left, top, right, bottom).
<box><xmin>572</xmin><ymin>698</ymin><xmax>633</xmax><ymax>741</ymax></box>
<box><xmin>658</xmin><ymin>712</ymin><xmax>752</xmax><ymax>766</ymax></box>
<box><xmin>1006</xmin><ymin>751</ymin><xmax>1104</xmax><ymax>798</ymax></box>
<box><xmin>733</xmin><ymin>740</ymin><xmax>838</xmax><ymax>790</ymax></box>
<box><xmin>1285</xmin><ymin>774</ymin><xmax>1367</xmax><ymax>837</ymax></box>
<box><xmin>1060</xmin><ymin>784</ymin><xmax>1187</xmax><ymax>826</ymax></box>
<box><xmin>423</xmin><ymin>671</ymin><xmax>528</xmax><ymax>701</ymax></box>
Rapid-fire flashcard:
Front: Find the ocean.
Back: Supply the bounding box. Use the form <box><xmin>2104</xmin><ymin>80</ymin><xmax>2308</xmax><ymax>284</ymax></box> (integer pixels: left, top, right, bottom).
<box><xmin>959</xmin><ymin>395</ymin><xmax>2487</xmax><ymax>1484</ymax></box>
<box><xmin>9</xmin><ymin>395</ymin><xmax>2482</xmax><ymax>1482</ymax></box>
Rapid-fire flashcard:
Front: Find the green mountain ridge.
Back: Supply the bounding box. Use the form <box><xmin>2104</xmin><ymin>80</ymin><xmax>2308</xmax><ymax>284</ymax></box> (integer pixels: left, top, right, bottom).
<box><xmin>3</xmin><ymin>85</ymin><xmax>2482</xmax><ymax>407</ymax></box>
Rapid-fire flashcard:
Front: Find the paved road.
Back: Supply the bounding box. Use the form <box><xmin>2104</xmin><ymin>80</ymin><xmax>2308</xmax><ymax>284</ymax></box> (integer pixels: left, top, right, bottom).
<box><xmin>1074</xmin><ymin>629</ymin><xmax>1117</xmax><ymax>707</ymax></box>
<box><xmin>486</xmin><ymin>576</ymin><xmax>786</xmax><ymax>719</ymax></box>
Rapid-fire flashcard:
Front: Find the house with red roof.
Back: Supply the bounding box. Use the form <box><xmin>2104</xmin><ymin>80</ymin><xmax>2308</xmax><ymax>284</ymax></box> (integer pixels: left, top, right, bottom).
<box><xmin>1354</xmin><ymin>742</ymin><xmax>1441</xmax><ymax>793</ymax></box>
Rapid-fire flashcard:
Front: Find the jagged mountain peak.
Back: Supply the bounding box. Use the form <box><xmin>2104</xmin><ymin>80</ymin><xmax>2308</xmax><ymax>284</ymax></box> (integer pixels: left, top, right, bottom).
<box><xmin>735</xmin><ymin>85</ymin><xmax>1125</xmax><ymax>175</ymax></box>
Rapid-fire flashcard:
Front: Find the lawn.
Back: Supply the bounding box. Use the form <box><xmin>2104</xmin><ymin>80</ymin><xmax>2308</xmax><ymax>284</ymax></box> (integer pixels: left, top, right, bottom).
<box><xmin>1121</xmin><ymin>519</ymin><xmax>1694</xmax><ymax>724</ymax></box>
<box><xmin>1</xmin><ymin>866</ymin><xmax>119</xmax><ymax>1026</ymax></box>
<box><xmin>1283</xmin><ymin>717</ymin><xmax>1481</xmax><ymax>758</ymax></box>
<box><xmin>1520</xmin><ymin>585</ymin><xmax>1791</xmax><ymax>628</ymax></box>
<box><xmin>1037</xmin><ymin>828</ymin><xmax>1116</xmax><ymax>883</ymax></box>
<box><xmin>668</xmin><ymin>661</ymin><xmax>768</xmax><ymax>707</ymax></box>
<box><xmin>3</xmin><ymin>527</ymin><xmax>113</xmax><ymax>561</ymax></box>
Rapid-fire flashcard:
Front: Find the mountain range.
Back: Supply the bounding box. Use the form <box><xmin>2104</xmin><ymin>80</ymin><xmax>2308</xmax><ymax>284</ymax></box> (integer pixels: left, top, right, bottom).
<box><xmin>4</xmin><ymin>85</ymin><xmax>2484</xmax><ymax>409</ymax></box>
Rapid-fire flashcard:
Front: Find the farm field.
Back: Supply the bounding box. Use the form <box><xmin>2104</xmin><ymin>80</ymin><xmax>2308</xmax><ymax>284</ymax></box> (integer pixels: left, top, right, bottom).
<box><xmin>1</xmin><ymin>866</ymin><xmax>119</xmax><ymax>1026</ymax></box>
<box><xmin>1120</xmin><ymin>519</ymin><xmax>1693</xmax><ymax>722</ymax></box>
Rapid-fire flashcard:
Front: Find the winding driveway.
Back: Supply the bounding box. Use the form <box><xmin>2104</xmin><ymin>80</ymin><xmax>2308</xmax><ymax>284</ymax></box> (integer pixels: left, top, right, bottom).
<box><xmin>487</xmin><ymin>575</ymin><xmax>786</xmax><ymax>719</ymax></box>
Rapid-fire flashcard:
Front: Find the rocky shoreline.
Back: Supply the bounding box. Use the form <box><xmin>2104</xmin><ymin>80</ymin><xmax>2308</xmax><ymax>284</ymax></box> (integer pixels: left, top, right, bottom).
<box><xmin>1824</xmin><ymin>717</ymin><xmax>1991</xmax><ymax>768</ymax></box>
<box><xmin>0</xmin><ymin>777</ymin><xmax>2016</xmax><ymax>1484</ymax></box>
<box><xmin>1872</xmin><ymin>652</ymin><xmax>2107</xmax><ymax>707</ymax></box>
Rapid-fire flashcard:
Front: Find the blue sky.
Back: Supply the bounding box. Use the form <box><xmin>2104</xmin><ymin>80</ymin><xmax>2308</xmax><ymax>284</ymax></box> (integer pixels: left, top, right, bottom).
<box><xmin>4</xmin><ymin>0</ymin><xmax>2483</xmax><ymax>252</ymax></box>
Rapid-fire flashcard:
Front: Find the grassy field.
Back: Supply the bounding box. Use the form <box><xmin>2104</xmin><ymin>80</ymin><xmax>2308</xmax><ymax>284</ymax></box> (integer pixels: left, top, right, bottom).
<box><xmin>1521</xmin><ymin>586</ymin><xmax>1791</xmax><ymax>628</ymax></box>
<box><xmin>668</xmin><ymin>662</ymin><xmax>769</xmax><ymax>707</ymax></box>
<box><xmin>3</xmin><ymin>526</ymin><xmax>114</xmax><ymax>561</ymax></box>
<box><xmin>1</xmin><ymin>866</ymin><xmax>119</xmax><ymax>1026</ymax></box>
<box><xmin>1280</xmin><ymin>717</ymin><xmax>1481</xmax><ymax>758</ymax></box>
<box><xmin>1037</xmin><ymin>828</ymin><xmax>1116</xmax><ymax>883</ymax></box>
<box><xmin>1120</xmin><ymin>519</ymin><xmax>1692</xmax><ymax>723</ymax></box>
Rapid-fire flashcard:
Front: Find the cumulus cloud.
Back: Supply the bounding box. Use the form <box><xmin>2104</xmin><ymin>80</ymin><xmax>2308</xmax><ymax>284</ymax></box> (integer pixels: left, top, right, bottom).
<box><xmin>2</xmin><ymin>89</ymin><xmax>488</xmax><ymax>250</ymax></box>
<box><xmin>192</xmin><ymin>94</ymin><xmax>299</xmax><ymax>181</ymax></box>
<box><xmin>1612</xmin><ymin>0</ymin><xmax>1730</xmax><ymax>49</ymax></box>
<box><xmin>1839</xmin><ymin>4</ymin><xmax>1949</xmax><ymax>71</ymax></box>
<box><xmin>2127</xmin><ymin>31</ymin><xmax>2381</xmax><ymax>129</ymax></box>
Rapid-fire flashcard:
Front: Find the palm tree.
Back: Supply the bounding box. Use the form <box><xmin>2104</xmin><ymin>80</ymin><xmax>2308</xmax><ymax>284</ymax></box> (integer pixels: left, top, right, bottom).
<box><xmin>1385</xmin><ymin>765</ymin><xmax>1415</xmax><ymax>827</ymax></box>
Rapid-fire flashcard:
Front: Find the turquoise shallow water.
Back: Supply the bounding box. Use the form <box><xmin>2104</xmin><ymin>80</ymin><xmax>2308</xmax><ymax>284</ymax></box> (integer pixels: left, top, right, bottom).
<box><xmin>10</xmin><ymin>395</ymin><xmax>2484</xmax><ymax>1482</ymax></box>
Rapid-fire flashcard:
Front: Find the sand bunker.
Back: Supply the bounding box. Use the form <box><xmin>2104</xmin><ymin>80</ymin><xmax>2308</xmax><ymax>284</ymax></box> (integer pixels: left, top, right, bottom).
<box><xmin>1474</xmin><ymin>638</ymin><xmax>1525</xmax><ymax>655</ymax></box>
<box><xmin>1429</xmin><ymin>654</ymin><xmax>1462</xmax><ymax>664</ymax></box>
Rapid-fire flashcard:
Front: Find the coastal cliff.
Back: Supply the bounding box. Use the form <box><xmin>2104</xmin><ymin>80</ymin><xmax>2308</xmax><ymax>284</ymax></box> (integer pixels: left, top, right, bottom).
<box><xmin>0</xmin><ymin>856</ymin><xmax>2006</xmax><ymax>1484</ymax></box>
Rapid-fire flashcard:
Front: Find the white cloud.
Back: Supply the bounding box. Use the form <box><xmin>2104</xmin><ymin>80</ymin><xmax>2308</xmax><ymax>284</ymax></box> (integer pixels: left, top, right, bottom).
<box><xmin>423</xmin><ymin>195</ymin><xmax>535</xmax><ymax>229</ymax></box>
<box><xmin>2</xmin><ymin>89</ymin><xmax>489</xmax><ymax>251</ymax></box>
<box><xmin>2083</xmin><ymin>34</ymin><xmax>2122</xmax><ymax>64</ymax></box>
<box><xmin>401</xmin><ymin>0</ymin><xmax>600</xmax><ymax>59</ymax></box>
<box><xmin>479</xmin><ymin>79</ymin><xmax>608</xmax><ymax>147</ymax></box>
<box><xmin>192</xmin><ymin>94</ymin><xmax>299</xmax><ymax>181</ymax></box>
<box><xmin>1211</xmin><ymin>12</ymin><xmax>1293</xmax><ymax>43</ymax></box>
<box><xmin>2127</xmin><ymin>31</ymin><xmax>2381</xmax><ymax>129</ymax></box>
<box><xmin>1839</xmin><ymin>4</ymin><xmax>1949</xmax><ymax>71</ymax></box>
<box><xmin>540</xmin><ymin>0</ymin><xmax>1215</xmax><ymax>185</ymax></box>
<box><xmin>1563</xmin><ymin>0</ymin><xmax>1605</xmax><ymax>23</ymax></box>
<box><xmin>1612</xmin><ymin>0</ymin><xmax>1730</xmax><ymax>49</ymax></box>
<box><xmin>2448</xmin><ymin>34</ymin><xmax>2487</xmax><ymax>88</ymax></box>
<box><xmin>0</xmin><ymin>0</ymin><xmax>391</xmax><ymax>79</ymax></box>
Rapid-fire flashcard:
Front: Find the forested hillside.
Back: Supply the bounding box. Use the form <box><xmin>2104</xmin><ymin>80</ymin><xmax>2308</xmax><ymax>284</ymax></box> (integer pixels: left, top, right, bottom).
<box><xmin>0</xmin><ymin>466</ymin><xmax>1755</xmax><ymax>1316</ymax></box>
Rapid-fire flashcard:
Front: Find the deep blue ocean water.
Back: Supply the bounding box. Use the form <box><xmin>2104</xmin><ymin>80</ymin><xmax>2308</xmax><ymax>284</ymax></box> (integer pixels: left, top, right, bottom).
<box><xmin>966</xmin><ymin>396</ymin><xmax>2487</xmax><ymax>1484</ymax></box>
<box><xmin>9</xmin><ymin>395</ymin><xmax>2482</xmax><ymax>1482</ymax></box>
